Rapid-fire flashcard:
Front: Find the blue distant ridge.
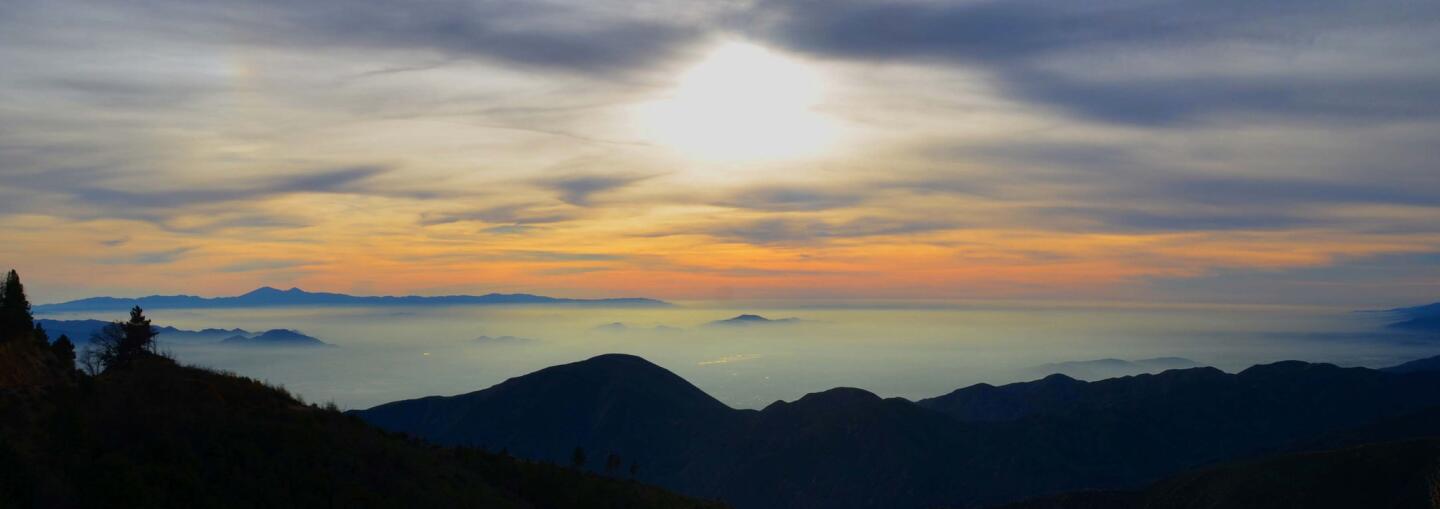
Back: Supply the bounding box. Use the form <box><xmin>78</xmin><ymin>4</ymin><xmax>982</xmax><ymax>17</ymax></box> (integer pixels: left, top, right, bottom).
<box><xmin>35</xmin><ymin>286</ymin><xmax>669</xmax><ymax>313</ymax></box>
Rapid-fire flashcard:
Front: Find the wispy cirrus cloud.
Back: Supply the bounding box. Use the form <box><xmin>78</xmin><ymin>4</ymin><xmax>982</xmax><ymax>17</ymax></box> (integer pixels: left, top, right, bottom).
<box><xmin>100</xmin><ymin>247</ymin><xmax>193</xmax><ymax>265</ymax></box>
<box><xmin>536</xmin><ymin>174</ymin><xmax>654</xmax><ymax>206</ymax></box>
<box><xmin>753</xmin><ymin>0</ymin><xmax>1440</xmax><ymax>125</ymax></box>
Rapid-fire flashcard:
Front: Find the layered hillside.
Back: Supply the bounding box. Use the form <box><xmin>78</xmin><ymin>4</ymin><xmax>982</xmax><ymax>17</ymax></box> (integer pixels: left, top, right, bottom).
<box><xmin>0</xmin><ymin>341</ymin><xmax>724</xmax><ymax>509</ymax></box>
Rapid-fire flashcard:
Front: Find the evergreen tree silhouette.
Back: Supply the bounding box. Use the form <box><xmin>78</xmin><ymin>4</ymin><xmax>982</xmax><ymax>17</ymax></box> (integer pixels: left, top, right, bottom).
<box><xmin>0</xmin><ymin>269</ymin><xmax>34</xmax><ymax>340</ymax></box>
<box><xmin>605</xmin><ymin>453</ymin><xmax>622</xmax><ymax>475</ymax></box>
<box><xmin>87</xmin><ymin>306</ymin><xmax>159</xmax><ymax>371</ymax></box>
<box><xmin>571</xmin><ymin>447</ymin><xmax>587</xmax><ymax>469</ymax></box>
<box><xmin>120</xmin><ymin>306</ymin><xmax>157</xmax><ymax>357</ymax></box>
<box><xmin>32</xmin><ymin>323</ymin><xmax>49</xmax><ymax>348</ymax></box>
<box><xmin>51</xmin><ymin>334</ymin><xmax>76</xmax><ymax>372</ymax></box>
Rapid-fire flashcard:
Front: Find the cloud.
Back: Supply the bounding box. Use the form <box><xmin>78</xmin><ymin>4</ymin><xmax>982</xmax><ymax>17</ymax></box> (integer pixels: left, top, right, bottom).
<box><xmin>2</xmin><ymin>0</ymin><xmax>708</xmax><ymax>77</ymax></box>
<box><xmin>536</xmin><ymin>174</ymin><xmax>651</xmax><ymax>206</ymax></box>
<box><xmin>754</xmin><ymin>0</ymin><xmax>1440</xmax><ymax>125</ymax></box>
<box><xmin>217</xmin><ymin>259</ymin><xmax>311</xmax><ymax>273</ymax></box>
<box><xmin>101</xmin><ymin>247</ymin><xmax>193</xmax><ymax>265</ymax></box>
<box><xmin>699</xmin><ymin>216</ymin><xmax>953</xmax><ymax>245</ymax></box>
<box><xmin>420</xmin><ymin>204</ymin><xmax>577</xmax><ymax>226</ymax></box>
<box><xmin>1144</xmin><ymin>251</ymin><xmax>1440</xmax><ymax>307</ymax></box>
<box><xmin>716</xmin><ymin>186</ymin><xmax>866</xmax><ymax>211</ymax></box>
<box><xmin>69</xmin><ymin>166</ymin><xmax>386</xmax><ymax>210</ymax></box>
<box><xmin>1036</xmin><ymin>206</ymin><xmax>1315</xmax><ymax>233</ymax></box>
<box><xmin>505</xmin><ymin>251</ymin><xmax>623</xmax><ymax>262</ymax></box>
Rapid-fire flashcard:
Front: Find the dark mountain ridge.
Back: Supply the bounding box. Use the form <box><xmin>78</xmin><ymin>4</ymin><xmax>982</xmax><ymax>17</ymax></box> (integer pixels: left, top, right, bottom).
<box><xmin>220</xmin><ymin>329</ymin><xmax>329</xmax><ymax>347</ymax></box>
<box><xmin>993</xmin><ymin>438</ymin><xmax>1440</xmax><ymax>509</ymax></box>
<box><xmin>0</xmin><ymin>336</ymin><xmax>722</xmax><ymax>509</ymax></box>
<box><xmin>1374</xmin><ymin>300</ymin><xmax>1440</xmax><ymax>332</ymax></box>
<box><xmin>1028</xmin><ymin>357</ymin><xmax>1201</xmax><ymax>380</ymax></box>
<box><xmin>35</xmin><ymin>286</ymin><xmax>668</xmax><ymax>313</ymax></box>
<box><xmin>705</xmin><ymin>314</ymin><xmax>799</xmax><ymax>326</ymax></box>
<box><xmin>354</xmin><ymin>352</ymin><xmax>1440</xmax><ymax>509</ymax></box>
<box><xmin>36</xmin><ymin>318</ymin><xmax>330</xmax><ymax>347</ymax></box>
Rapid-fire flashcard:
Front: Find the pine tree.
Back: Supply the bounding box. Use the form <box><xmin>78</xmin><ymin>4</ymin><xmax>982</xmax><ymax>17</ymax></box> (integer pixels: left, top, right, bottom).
<box><xmin>571</xmin><ymin>447</ymin><xmax>587</xmax><ymax>469</ymax></box>
<box><xmin>32</xmin><ymin>323</ymin><xmax>49</xmax><ymax>348</ymax></box>
<box><xmin>605</xmin><ymin>453</ymin><xmax>622</xmax><ymax>475</ymax></box>
<box><xmin>0</xmin><ymin>269</ymin><xmax>34</xmax><ymax>340</ymax></box>
<box><xmin>87</xmin><ymin>306</ymin><xmax>160</xmax><ymax>371</ymax></box>
<box><xmin>51</xmin><ymin>334</ymin><xmax>76</xmax><ymax>372</ymax></box>
<box><xmin>119</xmin><ymin>306</ymin><xmax>158</xmax><ymax>359</ymax></box>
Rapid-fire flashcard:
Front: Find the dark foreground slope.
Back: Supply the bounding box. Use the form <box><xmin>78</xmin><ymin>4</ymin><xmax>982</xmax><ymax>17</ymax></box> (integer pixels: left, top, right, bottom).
<box><xmin>355</xmin><ymin>354</ymin><xmax>1440</xmax><ymax>509</ymax></box>
<box><xmin>0</xmin><ymin>342</ymin><xmax>723</xmax><ymax>509</ymax></box>
<box><xmin>994</xmin><ymin>438</ymin><xmax>1440</xmax><ymax>509</ymax></box>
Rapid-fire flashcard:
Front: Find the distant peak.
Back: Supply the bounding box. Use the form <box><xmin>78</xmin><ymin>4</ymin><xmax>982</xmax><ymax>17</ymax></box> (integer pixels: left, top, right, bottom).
<box><xmin>1239</xmin><ymin>360</ymin><xmax>1336</xmax><ymax>377</ymax></box>
<box><xmin>238</xmin><ymin>286</ymin><xmax>311</xmax><ymax>299</ymax></box>
<box><xmin>794</xmin><ymin>387</ymin><xmax>883</xmax><ymax>406</ymax></box>
<box><xmin>708</xmin><ymin>314</ymin><xmax>799</xmax><ymax>326</ymax></box>
<box><xmin>1039</xmin><ymin>373</ymin><xmax>1080</xmax><ymax>384</ymax></box>
<box><xmin>244</xmin><ymin>286</ymin><xmax>283</xmax><ymax>295</ymax></box>
<box><xmin>583</xmin><ymin>353</ymin><xmax>656</xmax><ymax>365</ymax></box>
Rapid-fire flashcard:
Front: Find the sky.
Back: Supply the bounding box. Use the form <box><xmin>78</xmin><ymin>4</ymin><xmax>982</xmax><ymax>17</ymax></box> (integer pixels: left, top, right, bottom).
<box><xmin>2</xmin><ymin>0</ymin><xmax>1438</xmax><ymax>307</ymax></box>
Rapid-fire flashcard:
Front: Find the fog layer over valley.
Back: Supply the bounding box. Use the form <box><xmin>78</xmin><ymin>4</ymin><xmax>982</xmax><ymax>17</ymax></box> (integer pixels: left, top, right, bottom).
<box><xmin>36</xmin><ymin>302</ymin><xmax>1440</xmax><ymax>409</ymax></box>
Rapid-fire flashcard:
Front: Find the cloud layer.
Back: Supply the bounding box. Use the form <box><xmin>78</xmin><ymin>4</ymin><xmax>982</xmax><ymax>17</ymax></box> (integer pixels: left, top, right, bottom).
<box><xmin>1</xmin><ymin>0</ymin><xmax>1437</xmax><ymax>306</ymax></box>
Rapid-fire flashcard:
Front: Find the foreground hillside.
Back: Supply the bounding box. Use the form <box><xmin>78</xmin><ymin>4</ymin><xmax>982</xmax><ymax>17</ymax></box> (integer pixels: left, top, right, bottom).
<box><xmin>995</xmin><ymin>438</ymin><xmax>1440</xmax><ymax>509</ymax></box>
<box><xmin>0</xmin><ymin>340</ymin><xmax>723</xmax><ymax>509</ymax></box>
<box><xmin>356</xmin><ymin>353</ymin><xmax>1440</xmax><ymax>509</ymax></box>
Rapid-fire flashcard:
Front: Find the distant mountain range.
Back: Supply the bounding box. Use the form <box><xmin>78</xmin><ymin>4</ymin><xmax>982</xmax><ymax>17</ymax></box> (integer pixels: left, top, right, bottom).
<box><xmin>220</xmin><ymin>329</ymin><xmax>329</xmax><ymax>348</ymax></box>
<box><xmin>353</xmin><ymin>352</ymin><xmax>1440</xmax><ymax>509</ymax></box>
<box><xmin>36</xmin><ymin>318</ymin><xmax>330</xmax><ymax>347</ymax></box>
<box><xmin>705</xmin><ymin>314</ymin><xmax>799</xmax><ymax>326</ymax></box>
<box><xmin>1378</xmin><ymin>301</ymin><xmax>1440</xmax><ymax>332</ymax></box>
<box><xmin>1028</xmin><ymin>357</ymin><xmax>1202</xmax><ymax>380</ymax></box>
<box><xmin>33</xmin><ymin>286</ymin><xmax>669</xmax><ymax>313</ymax></box>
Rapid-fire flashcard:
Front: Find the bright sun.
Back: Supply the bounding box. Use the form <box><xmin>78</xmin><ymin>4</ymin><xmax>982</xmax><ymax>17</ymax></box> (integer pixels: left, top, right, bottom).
<box><xmin>636</xmin><ymin>42</ymin><xmax>837</xmax><ymax>161</ymax></box>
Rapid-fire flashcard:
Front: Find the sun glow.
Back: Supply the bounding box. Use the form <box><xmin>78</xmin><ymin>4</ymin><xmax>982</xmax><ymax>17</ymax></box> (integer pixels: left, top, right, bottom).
<box><xmin>636</xmin><ymin>42</ymin><xmax>837</xmax><ymax>161</ymax></box>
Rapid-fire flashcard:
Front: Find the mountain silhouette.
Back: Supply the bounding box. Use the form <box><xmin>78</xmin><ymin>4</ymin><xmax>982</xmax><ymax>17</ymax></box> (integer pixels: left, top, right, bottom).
<box><xmin>355</xmin><ymin>352</ymin><xmax>1440</xmax><ymax>509</ymax></box>
<box><xmin>36</xmin><ymin>319</ymin><xmax>329</xmax><ymax>347</ymax></box>
<box><xmin>34</xmin><ymin>287</ymin><xmax>668</xmax><ymax>313</ymax></box>
<box><xmin>36</xmin><ymin>318</ymin><xmax>251</xmax><ymax>345</ymax></box>
<box><xmin>993</xmin><ymin>438</ymin><xmax>1440</xmax><ymax>509</ymax></box>
<box><xmin>0</xmin><ymin>338</ymin><xmax>720</xmax><ymax>509</ymax></box>
<box><xmin>705</xmin><ymin>314</ymin><xmax>799</xmax><ymax>326</ymax></box>
<box><xmin>358</xmin><ymin>354</ymin><xmax>742</xmax><ymax>485</ymax></box>
<box><xmin>1380</xmin><ymin>300</ymin><xmax>1440</xmax><ymax>332</ymax></box>
<box><xmin>220</xmin><ymin>329</ymin><xmax>330</xmax><ymax>347</ymax></box>
<box><xmin>1028</xmin><ymin>357</ymin><xmax>1201</xmax><ymax>380</ymax></box>
<box><xmin>1384</xmin><ymin>354</ymin><xmax>1440</xmax><ymax>374</ymax></box>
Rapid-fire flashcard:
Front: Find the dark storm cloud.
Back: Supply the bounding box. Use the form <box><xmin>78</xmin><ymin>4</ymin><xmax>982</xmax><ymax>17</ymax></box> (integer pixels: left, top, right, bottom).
<box><xmin>753</xmin><ymin>0</ymin><xmax>1440</xmax><ymax>125</ymax></box>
